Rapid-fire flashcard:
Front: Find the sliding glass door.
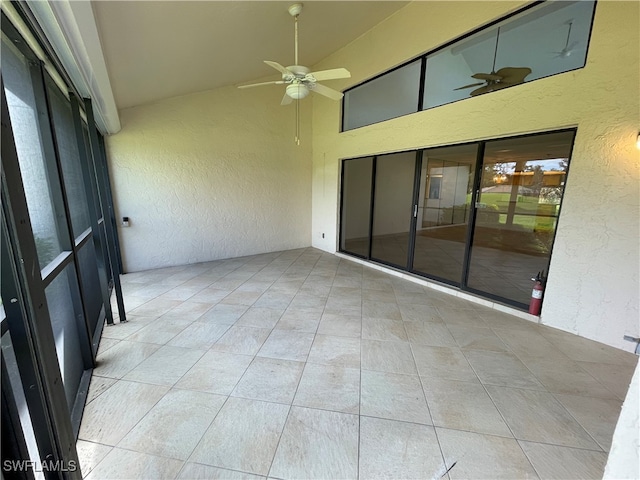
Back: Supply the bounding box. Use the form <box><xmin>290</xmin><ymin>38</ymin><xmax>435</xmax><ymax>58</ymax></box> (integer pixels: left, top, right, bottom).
<box><xmin>370</xmin><ymin>152</ymin><xmax>417</xmax><ymax>268</ymax></box>
<box><xmin>412</xmin><ymin>144</ymin><xmax>477</xmax><ymax>284</ymax></box>
<box><xmin>466</xmin><ymin>131</ymin><xmax>574</xmax><ymax>305</ymax></box>
<box><xmin>339</xmin><ymin>129</ymin><xmax>575</xmax><ymax>310</ymax></box>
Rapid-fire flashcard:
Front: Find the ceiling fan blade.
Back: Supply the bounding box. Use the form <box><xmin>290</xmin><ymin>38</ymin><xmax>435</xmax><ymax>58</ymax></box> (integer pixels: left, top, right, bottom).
<box><xmin>470</xmin><ymin>82</ymin><xmax>513</xmax><ymax>97</ymax></box>
<box><xmin>264</xmin><ymin>61</ymin><xmax>291</xmax><ymax>75</ymax></box>
<box><xmin>310</xmin><ymin>83</ymin><xmax>343</xmax><ymax>100</ymax></box>
<box><xmin>306</xmin><ymin>68</ymin><xmax>351</xmax><ymax>82</ymax></box>
<box><xmin>454</xmin><ymin>82</ymin><xmax>485</xmax><ymax>90</ymax></box>
<box><xmin>280</xmin><ymin>93</ymin><xmax>293</xmax><ymax>106</ymax></box>
<box><xmin>495</xmin><ymin>67</ymin><xmax>531</xmax><ymax>84</ymax></box>
<box><xmin>472</xmin><ymin>72</ymin><xmax>502</xmax><ymax>81</ymax></box>
<box><xmin>238</xmin><ymin>80</ymin><xmax>285</xmax><ymax>89</ymax></box>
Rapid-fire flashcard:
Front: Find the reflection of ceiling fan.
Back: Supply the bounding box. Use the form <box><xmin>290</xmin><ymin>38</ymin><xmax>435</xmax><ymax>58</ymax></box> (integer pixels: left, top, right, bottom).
<box><xmin>454</xmin><ymin>27</ymin><xmax>531</xmax><ymax>97</ymax></box>
<box><xmin>553</xmin><ymin>20</ymin><xmax>579</xmax><ymax>58</ymax></box>
<box><xmin>238</xmin><ymin>3</ymin><xmax>350</xmax><ymax>143</ymax></box>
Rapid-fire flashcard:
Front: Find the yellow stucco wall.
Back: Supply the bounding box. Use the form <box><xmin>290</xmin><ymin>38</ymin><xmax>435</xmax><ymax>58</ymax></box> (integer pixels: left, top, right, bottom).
<box><xmin>310</xmin><ymin>1</ymin><xmax>640</xmax><ymax>350</ymax></box>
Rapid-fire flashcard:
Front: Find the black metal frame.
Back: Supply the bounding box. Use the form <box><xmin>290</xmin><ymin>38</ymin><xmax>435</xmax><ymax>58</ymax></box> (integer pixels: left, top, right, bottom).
<box><xmin>338</xmin><ymin>128</ymin><xmax>578</xmax><ymax>311</ymax></box>
<box><xmin>2</xmin><ymin>81</ymin><xmax>82</xmax><ymax>479</ymax></box>
<box><xmin>340</xmin><ymin>0</ymin><xmax>598</xmax><ymax>132</ymax></box>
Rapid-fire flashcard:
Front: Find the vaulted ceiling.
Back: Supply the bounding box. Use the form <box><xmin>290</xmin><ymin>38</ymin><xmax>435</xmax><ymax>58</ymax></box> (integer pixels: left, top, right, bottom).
<box><xmin>92</xmin><ymin>1</ymin><xmax>408</xmax><ymax>110</ymax></box>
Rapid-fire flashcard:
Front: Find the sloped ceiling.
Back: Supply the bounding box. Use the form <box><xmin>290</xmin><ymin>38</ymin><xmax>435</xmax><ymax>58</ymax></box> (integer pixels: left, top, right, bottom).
<box><xmin>92</xmin><ymin>1</ymin><xmax>409</xmax><ymax>110</ymax></box>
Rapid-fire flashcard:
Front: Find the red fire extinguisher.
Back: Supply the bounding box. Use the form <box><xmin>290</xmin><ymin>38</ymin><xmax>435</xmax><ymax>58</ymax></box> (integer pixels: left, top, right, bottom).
<box><xmin>529</xmin><ymin>271</ymin><xmax>545</xmax><ymax>316</ymax></box>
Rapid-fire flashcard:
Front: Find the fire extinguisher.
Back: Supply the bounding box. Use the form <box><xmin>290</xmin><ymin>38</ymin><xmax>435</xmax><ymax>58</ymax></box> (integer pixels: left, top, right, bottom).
<box><xmin>529</xmin><ymin>271</ymin><xmax>545</xmax><ymax>316</ymax></box>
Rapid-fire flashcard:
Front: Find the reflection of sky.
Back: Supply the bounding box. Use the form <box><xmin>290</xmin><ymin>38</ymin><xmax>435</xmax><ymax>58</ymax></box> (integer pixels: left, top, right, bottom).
<box><xmin>527</xmin><ymin>158</ymin><xmax>567</xmax><ymax>171</ymax></box>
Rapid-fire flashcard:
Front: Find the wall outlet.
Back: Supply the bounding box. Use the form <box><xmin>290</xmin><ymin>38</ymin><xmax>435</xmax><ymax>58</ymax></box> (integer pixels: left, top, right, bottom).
<box><xmin>322</xmin><ymin>233</ymin><xmax>325</xmax><ymax>238</ymax></box>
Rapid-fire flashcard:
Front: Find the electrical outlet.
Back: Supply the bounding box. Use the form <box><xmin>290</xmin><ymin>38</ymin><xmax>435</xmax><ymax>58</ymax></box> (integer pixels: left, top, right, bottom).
<box><xmin>322</xmin><ymin>233</ymin><xmax>325</xmax><ymax>238</ymax></box>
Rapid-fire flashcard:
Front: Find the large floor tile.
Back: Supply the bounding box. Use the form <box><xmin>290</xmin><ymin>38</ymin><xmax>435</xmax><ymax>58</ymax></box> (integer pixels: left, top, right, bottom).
<box><xmin>463</xmin><ymin>350</ymin><xmax>544</xmax><ymax>390</ymax></box>
<box><xmin>129</xmin><ymin>297</ymin><xmax>183</xmax><ymax>317</ymax></box>
<box><xmin>361</xmin><ymin>339</ymin><xmax>417</xmax><ymax>374</ymax></box>
<box><xmin>360</xmin><ymin>370</ymin><xmax>431</xmax><ymax>424</ymax></box>
<box><xmin>317</xmin><ymin>313</ymin><xmax>361</xmax><ymax>338</ymax></box>
<box><xmin>576</xmin><ymin>361</ymin><xmax>636</xmax><ymax>400</ymax></box>
<box><xmin>236</xmin><ymin>307</ymin><xmax>284</xmax><ymax>329</ymax></box>
<box><xmin>404</xmin><ymin>321</ymin><xmax>457</xmax><ymax>347</ymax></box>
<box><xmin>359</xmin><ymin>417</ymin><xmax>444</xmax><ymax>480</ymax></box>
<box><xmin>211</xmin><ymin>325</ymin><xmax>271</xmax><ymax>355</ymax></box>
<box><xmin>126</xmin><ymin>317</ymin><xmax>192</xmax><ymax>345</ymax></box>
<box><xmin>412</xmin><ymin>345</ymin><xmax>478</xmax><ymax>382</ymax></box>
<box><xmin>198</xmin><ymin>304</ymin><xmax>249</xmax><ymax>324</ymax></box>
<box><xmin>362</xmin><ymin>301</ymin><xmax>402</xmax><ymax>321</ymax></box>
<box><xmin>275</xmin><ymin>309</ymin><xmax>322</xmax><ymax>333</ymax></box>
<box><xmin>554</xmin><ymin>394</ymin><xmax>623</xmax><ymax>451</ymax></box>
<box><xmin>94</xmin><ymin>340</ymin><xmax>160</xmax><ymax>379</ymax></box>
<box><xmin>518</xmin><ymin>354</ymin><xmax>616</xmax><ymax>398</ymax></box>
<box><xmin>177</xmin><ymin>463</ymin><xmax>264</xmax><ymax>480</ymax></box>
<box><xmin>101</xmin><ymin>317</ymin><xmax>156</xmax><ymax>340</ymax></box>
<box><xmin>76</xmin><ymin>440</ymin><xmax>112</xmax><ymax>478</ymax></box>
<box><xmin>167</xmin><ymin>322</ymin><xmax>230</xmax><ymax>349</ymax></box>
<box><xmin>270</xmin><ymin>406</ymin><xmax>359</xmax><ymax>480</ymax></box>
<box><xmin>176</xmin><ymin>350</ymin><xmax>253</xmax><ymax>395</ymax></box>
<box><xmin>436</xmin><ymin>307</ymin><xmax>486</xmax><ymax>327</ymax></box>
<box><xmin>422</xmin><ymin>377</ymin><xmax>512</xmax><ymax>437</ymax></box>
<box><xmin>519</xmin><ymin>441</ymin><xmax>607</xmax><ymax>480</ymax></box>
<box><xmin>436</xmin><ymin>428</ymin><xmax>539</xmax><ymax>479</ymax></box>
<box><xmin>293</xmin><ymin>363</ymin><xmax>360</xmax><ymax>414</ymax></box>
<box><xmin>163</xmin><ymin>300</ymin><xmax>213</xmax><ymax>319</ymax></box>
<box><xmin>307</xmin><ymin>335</ymin><xmax>361</xmax><ymax>368</ymax></box>
<box><xmin>189</xmin><ymin>397</ymin><xmax>289</xmax><ymax>475</ymax></box>
<box><xmin>232</xmin><ymin>357</ymin><xmax>304</xmax><ymax>403</ymax></box>
<box><xmin>398</xmin><ymin>303</ymin><xmax>443</xmax><ymax>322</ymax></box>
<box><xmin>79</xmin><ymin>380</ymin><xmax>168</xmax><ymax>445</ymax></box>
<box><xmin>486</xmin><ymin>385</ymin><xmax>601</xmax><ymax>450</ymax></box>
<box><xmin>119</xmin><ymin>389</ymin><xmax>226</xmax><ymax>460</ymax></box>
<box><xmin>362</xmin><ymin>318</ymin><xmax>408</xmax><ymax>342</ymax></box>
<box><xmin>447</xmin><ymin>324</ymin><xmax>510</xmax><ymax>352</ymax></box>
<box><xmin>86</xmin><ymin>376</ymin><xmax>116</xmax><ymax>404</ymax></box>
<box><xmin>257</xmin><ymin>330</ymin><xmax>315</xmax><ymax>362</ymax></box>
<box><xmin>85</xmin><ymin>447</ymin><xmax>183</xmax><ymax>480</ymax></box>
<box><xmin>123</xmin><ymin>345</ymin><xmax>205</xmax><ymax>386</ymax></box>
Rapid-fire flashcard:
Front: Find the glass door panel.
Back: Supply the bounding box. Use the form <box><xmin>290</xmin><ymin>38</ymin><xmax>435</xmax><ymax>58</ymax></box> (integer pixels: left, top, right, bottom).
<box><xmin>413</xmin><ymin>144</ymin><xmax>477</xmax><ymax>283</ymax></box>
<box><xmin>467</xmin><ymin>131</ymin><xmax>574</xmax><ymax>305</ymax></box>
<box><xmin>371</xmin><ymin>152</ymin><xmax>416</xmax><ymax>268</ymax></box>
<box><xmin>340</xmin><ymin>157</ymin><xmax>373</xmax><ymax>257</ymax></box>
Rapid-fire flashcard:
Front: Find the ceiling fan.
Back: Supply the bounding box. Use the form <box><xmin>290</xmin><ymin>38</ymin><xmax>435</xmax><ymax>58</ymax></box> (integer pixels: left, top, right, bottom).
<box><xmin>238</xmin><ymin>3</ymin><xmax>351</xmax><ymax>144</ymax></box>
<box><xmin>454</xmin><ymin>27</ymin><xmax>531</xmax><ymax>97</ymax></box>
<box><xmin>553</xmin><ymin>20</ymin><xmax>579</xmax><ymax>58</ymax></box>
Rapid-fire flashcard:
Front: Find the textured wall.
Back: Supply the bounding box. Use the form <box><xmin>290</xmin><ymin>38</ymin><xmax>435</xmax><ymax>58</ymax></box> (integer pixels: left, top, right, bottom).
<box><xmin>310</xmin><ymin>1</ymin><xmax>639</xmax><ymax>351</ymax></box>
<box><xmin>604</xmin><ymin>358</ymin><xmax>639</xmax><ymax>478</ymax></box>
<box><xmin>106</xmin><ymin>85</ymin><xmax>312</xmax><ymax>272</ymax></box>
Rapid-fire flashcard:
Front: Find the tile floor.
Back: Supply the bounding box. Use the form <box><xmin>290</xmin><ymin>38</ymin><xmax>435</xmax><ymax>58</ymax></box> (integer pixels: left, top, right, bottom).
<box><xmin>78</xmin><ymin>248</ymin><xmax>637</xmax><ymax>480</ymax></box>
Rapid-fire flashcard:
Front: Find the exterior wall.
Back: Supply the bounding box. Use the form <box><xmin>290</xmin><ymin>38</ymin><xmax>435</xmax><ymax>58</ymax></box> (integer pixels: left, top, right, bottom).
<box><xmin>603</xmin><ymin>357</ymin><xmax>640</xmax><ymax>479</ymax></box>
<box><xmin>310</xmin><ymin>1</ymin><xmax>639</xmax><ymax>351</ymax></box>
<box><xmin>106</xmin><ymin>85</ymin><xmax>312</xmax><ymax>272</ymax></box>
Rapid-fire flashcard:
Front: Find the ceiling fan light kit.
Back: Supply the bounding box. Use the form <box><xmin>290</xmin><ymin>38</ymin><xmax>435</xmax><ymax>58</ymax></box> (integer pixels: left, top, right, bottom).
<box><xmin>238</xmin><ymin>3</ymin><xmax>351</xmax><ymax>144</ymax></box>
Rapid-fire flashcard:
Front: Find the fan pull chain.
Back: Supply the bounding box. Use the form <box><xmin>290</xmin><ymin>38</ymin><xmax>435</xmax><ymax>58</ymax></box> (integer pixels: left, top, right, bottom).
<box><xmin>295</xmin><ymin>99</ymin><xmax>300</xmax><ymax>145</ymax></box>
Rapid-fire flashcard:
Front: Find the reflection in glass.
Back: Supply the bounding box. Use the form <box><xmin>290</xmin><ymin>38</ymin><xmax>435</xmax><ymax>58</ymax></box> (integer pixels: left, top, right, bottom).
<box><xmin>422</xmin><ymin>1</ymin><xmax>595</xmax><ymax>110</ymax></box>
<box><xmin>344</xmin><ymin>60</ymin><xmax>421</xmax><ymax>131</ymax></box>
<box><xmin>47</xmin><ymin>77</ymin><xmax>91</xmax><ymax>238</ymax></box>
<box><xmin>340</xmin><ymin>157</ymin><xmax>373</xmax><ymax>257</ymax></box>
<box><xmin>467</xmin><ymin>131</ymin><xmax>574</xmax><ymax>305</ymax></box>
<box><xmin>413</xmin><ymin>144</ymin><xmax>477</xmax><ymax>283</ymax></box>
<box><xmin>77</xmin><ymin>241</ymin><xmax>103</xmax><ymax>335</ymax></box>
<box><xmin>371</xmin><ymin>152</ymin><xmax>416</xmax><ymax>268</ymax></box>
<box><xmin>2</xmin><ymin>36</ymin><xmax>64</xmax><ymax>269</ymax></box>
<box><xmin>45</xmin><ymin>264</ymin><xmax>85</xmax><ymax>412</ymax></box>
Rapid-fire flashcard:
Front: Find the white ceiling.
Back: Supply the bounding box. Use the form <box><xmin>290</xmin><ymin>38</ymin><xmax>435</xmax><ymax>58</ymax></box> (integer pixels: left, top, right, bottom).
<box><xmin>92</xmin><ymin>1</ymin><xmax>409</xmax><ymax>110</ymax></box>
